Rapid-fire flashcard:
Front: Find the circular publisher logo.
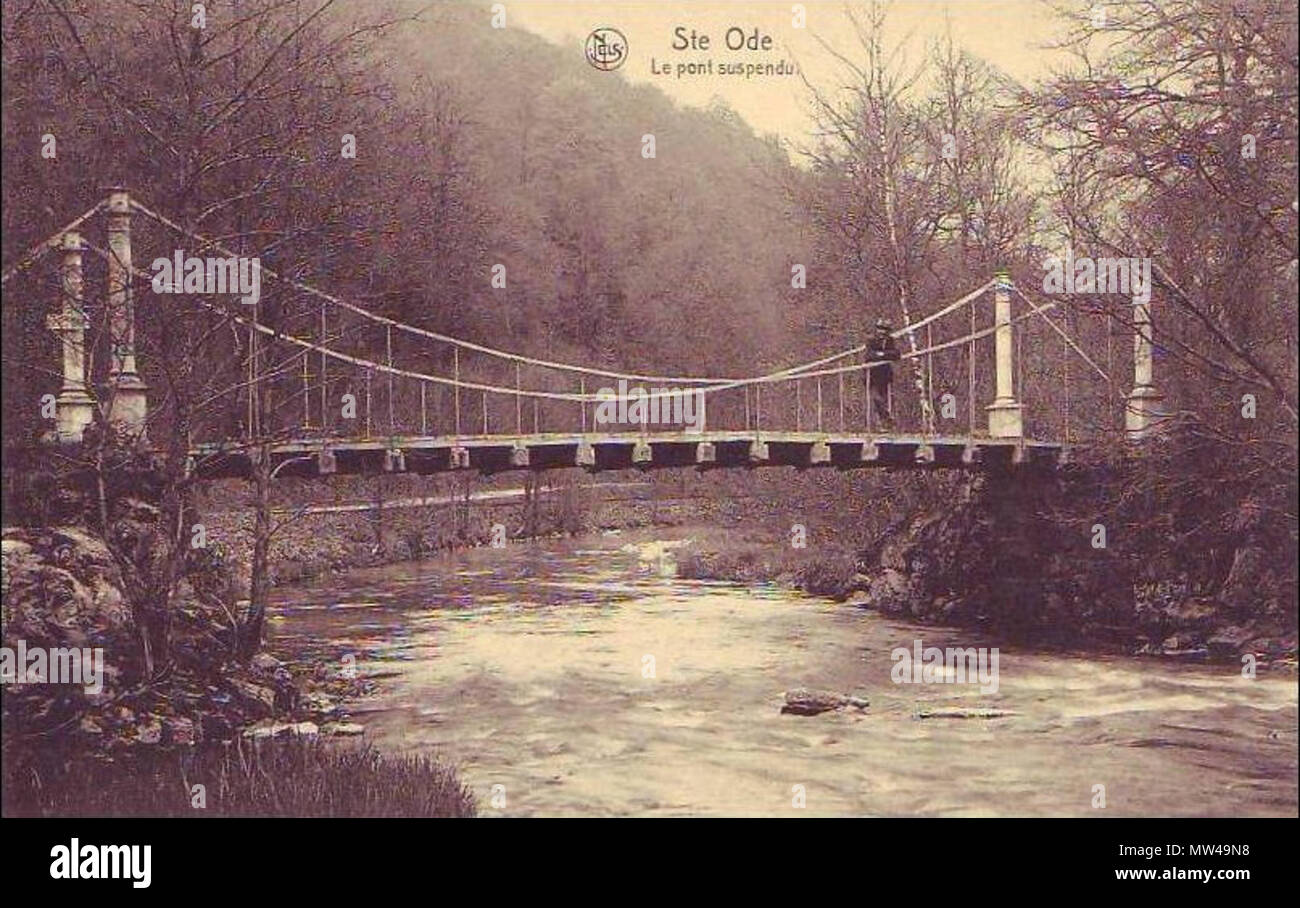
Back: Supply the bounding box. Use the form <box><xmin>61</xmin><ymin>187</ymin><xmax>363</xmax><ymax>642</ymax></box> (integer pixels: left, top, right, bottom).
<box><xmin>585</xmin><ymin>27</ymin><xmax>627</xmax><ymax>71</ymax></box>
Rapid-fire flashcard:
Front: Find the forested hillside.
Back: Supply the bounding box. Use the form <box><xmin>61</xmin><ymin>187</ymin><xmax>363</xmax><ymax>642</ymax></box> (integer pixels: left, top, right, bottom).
<box><xmin>1</xmin><ymin>0</ymin><xmax>812</xmax><ymax>442</ymax></box>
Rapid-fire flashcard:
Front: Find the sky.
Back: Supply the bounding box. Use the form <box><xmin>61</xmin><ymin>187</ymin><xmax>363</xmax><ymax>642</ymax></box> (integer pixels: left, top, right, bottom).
<box><xmin>508</xmin><ymin>0</ymin><xmax>1068</xmax><ymax>143</ymax></box>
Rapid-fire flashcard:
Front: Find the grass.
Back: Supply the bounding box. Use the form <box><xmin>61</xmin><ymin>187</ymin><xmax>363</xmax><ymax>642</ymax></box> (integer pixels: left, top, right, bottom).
<box><xmin>2</xmin><ymin>735</ymin><xmax>476</xmax><ymax>817</ymax></box>
<box><xmin>676</xmin><ymin>537</ymin><xmax>861</xmax><ymax>600</ymax></box>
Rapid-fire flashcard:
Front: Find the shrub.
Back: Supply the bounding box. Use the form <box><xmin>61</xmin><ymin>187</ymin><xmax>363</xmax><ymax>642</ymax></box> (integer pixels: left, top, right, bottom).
<box><xmin>2</xmin><ymin>735</ymin><xmax>475</xmax><ymax>818</ymax></box>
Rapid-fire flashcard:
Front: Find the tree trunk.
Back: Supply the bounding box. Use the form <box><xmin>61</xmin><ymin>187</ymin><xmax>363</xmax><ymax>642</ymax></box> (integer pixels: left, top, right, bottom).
<box><xmin>863</xmin><ymin>3</ymin><xmax>934</xmax><ymax>433</ymax></box>
<box><xmin>241</xmin><ymin>442</ymin><xmax>272</xmax><ymax>658</ymax></box>
<box><xmin>877</xmin><ymin>112</ymin><xmax>935</xmax><ymax>433</ymax></box>
<box><xmin>371</xmin><ymin>475</ymin><xmax>385</xmax><ymax>553</ymax></box>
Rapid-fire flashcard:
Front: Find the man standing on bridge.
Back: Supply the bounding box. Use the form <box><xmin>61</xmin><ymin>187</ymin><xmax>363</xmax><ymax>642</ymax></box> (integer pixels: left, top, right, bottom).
<box><xmin>866</xmin><ymin>318</ymin><xmax>901</xmax><ymax>430</ymax></box>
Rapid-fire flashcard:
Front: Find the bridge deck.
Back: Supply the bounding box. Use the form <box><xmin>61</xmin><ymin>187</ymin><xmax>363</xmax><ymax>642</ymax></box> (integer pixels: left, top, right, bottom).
<box><xmin>187</xmin><ymin>431</ymin><xmax>1064</xmax><ymax>479</ymax></box>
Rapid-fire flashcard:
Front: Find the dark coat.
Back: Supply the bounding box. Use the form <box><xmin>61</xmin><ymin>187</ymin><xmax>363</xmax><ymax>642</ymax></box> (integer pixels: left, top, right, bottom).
<box><xmin>866</xmin><ymin>332</ymin><xmax>901</xmax><ymax>386</ymax></box>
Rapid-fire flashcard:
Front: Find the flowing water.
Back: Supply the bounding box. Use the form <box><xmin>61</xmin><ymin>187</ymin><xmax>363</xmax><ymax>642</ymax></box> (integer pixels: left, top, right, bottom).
<box><xmin>270</xmin><ymin>527</ymin><xmax>1298</xmax><ymax>817</ymax></box>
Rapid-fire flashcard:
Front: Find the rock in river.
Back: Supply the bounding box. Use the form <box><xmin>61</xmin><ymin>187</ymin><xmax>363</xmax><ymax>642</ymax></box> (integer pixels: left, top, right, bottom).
<box><xmin>914</xmin><ymin>707</ymin><xmax>1015</xmax><ymax>720</ymax></box>
<box><xmin>781</xmin><ymin>688</ymin><xmax>869</xmax><ymax>716</ymax></box>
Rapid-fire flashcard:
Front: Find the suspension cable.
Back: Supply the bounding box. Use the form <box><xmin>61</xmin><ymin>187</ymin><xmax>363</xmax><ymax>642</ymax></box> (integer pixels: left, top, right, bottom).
<box><xmin>84</xmin><ymin>241</ymin><xmax>1032</xmax><ymax>408</ymax></box>
<box><xmin>0</xmin><ymin>202</ymin><xmax>105</xmax><ymax>285</ymax></box>
<box><xmin>1012</xmin><ymin>286</ymin><xmax>1111</xmax><ymax>383</ymax></box>
<box><xmin>129</xmin><ymin>197</ymin><xmax>997</xmax><ymax>388</ymax></box>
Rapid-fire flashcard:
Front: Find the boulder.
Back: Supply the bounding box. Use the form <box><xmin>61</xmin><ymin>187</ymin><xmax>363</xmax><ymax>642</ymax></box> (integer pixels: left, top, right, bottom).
<box><xmin>1</xmin><ymin>527</ymin><xmax>132</xmax><ymax>655</ymax></box>
<box><xmin>250</xmin><ymin>652</ymin><xmax>283</xmax><ymax>673</ymax></box>
<box><xmin>781</xmin><ymin>688</ymin><xmax>869</xmax><ymax>716</ymax></box>
<box><xmin>242</xmin><ymin>720</ymin><xmax>319</xmax><ymax>739</ymax></box>
<box><xmin>227</xmin><ymin>678</ymin><xmax>276</xmax><ymax>714</ymax></box>
<box><xmin>1206</xmin><ymin>625</ymin><xmax>1255</xmax><ymax>658</ymax></box>
<box><xmin>865</xmin><ymin>568</ymin><xmax>912</xmax><ymax>613</ymax></box>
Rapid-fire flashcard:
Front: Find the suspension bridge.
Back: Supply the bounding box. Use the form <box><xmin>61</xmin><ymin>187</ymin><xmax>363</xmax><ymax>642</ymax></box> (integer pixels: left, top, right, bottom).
<box><xmin>2</xmin><ymin>191</ymin><xmax>1166</xmax><ymax>481</ymax></box>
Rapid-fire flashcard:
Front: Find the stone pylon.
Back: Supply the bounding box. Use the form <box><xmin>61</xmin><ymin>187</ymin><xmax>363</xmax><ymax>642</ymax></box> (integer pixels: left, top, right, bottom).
<box><xmin>1125</xmin><ymin>294</ymin><xmax>1166</xmax><ymax>440</ymax></box>
<box><xmin>986</xmin><ymin>271</ymin><xmax>1024</xmax><ymax>438</ymax></box>
<box><xmin>45</xmin><ymin>231</ymin><xmax>96</xmax><ymax>442</ymax></box>
<box><xmin>104</xmin><ymin>189</ymin><xmax>148</xmax><ymax>436</ymax></box>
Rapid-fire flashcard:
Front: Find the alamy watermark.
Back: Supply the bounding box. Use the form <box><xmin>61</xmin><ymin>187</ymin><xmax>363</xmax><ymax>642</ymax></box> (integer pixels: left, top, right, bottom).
<box><xmin>150</xmin><ymin>250</ymin><xmax>261</xmax><ymax>305</ymax></box>
<box><xmin>0</xmin><ymin>640</ymin><xmax>104</xmax><ymax>694</ymax></box>
<box><xmin>593</xmin><ymin>379</ymin><xmax>705</xmax><ymax>432</ymax></box>
<box><xmin>1042</xmin><ymin>249</ymin><xmax>1151</xmax><ymax>303</ymax></box>
<box><xmin>49</xmin><ymin>839</ymin><xmax>151</xmax><ymax>888</ymax></box>
<box><xmin>891</xmin><ymin>639</ymin><xmax>999</xmax><ymax>694</ymax></box>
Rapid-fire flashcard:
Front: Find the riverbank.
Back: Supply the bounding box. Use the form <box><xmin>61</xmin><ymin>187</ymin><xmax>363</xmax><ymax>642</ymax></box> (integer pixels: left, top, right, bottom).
<box><xmin>678</xmin><ymin>467</ymin><xmax>1298</xmax><ymax>667</ymax></box>
<box><xmin>676</xmin><ymin>532</ymin><xmax>866</xmax><ymax>600</ymax></box>
<box><xmin>197</xmin><ymin>473</ymin><xmax>686</xmax><ymax>594</ymax></box>
<box><xmin>2</xmin><ymin>734</ymin><xmax>476</xmax><ymax>817</ymax></box>
<box><xmin>1</xmin><ymin>514</ymin><xmax>476</xmax><ymax>817</ymax></box>
<box><xmin>193</xmin><ymin>467</ymin><xmax>922</xmax><ymax>597</ymax></box>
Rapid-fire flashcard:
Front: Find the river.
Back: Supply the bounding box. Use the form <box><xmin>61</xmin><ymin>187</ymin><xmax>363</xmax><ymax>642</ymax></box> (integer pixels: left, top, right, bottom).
<box><xmin>270</xmin><ymin>527</ymin><xmax>1298</xmax><ymax>817</ymax></box>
